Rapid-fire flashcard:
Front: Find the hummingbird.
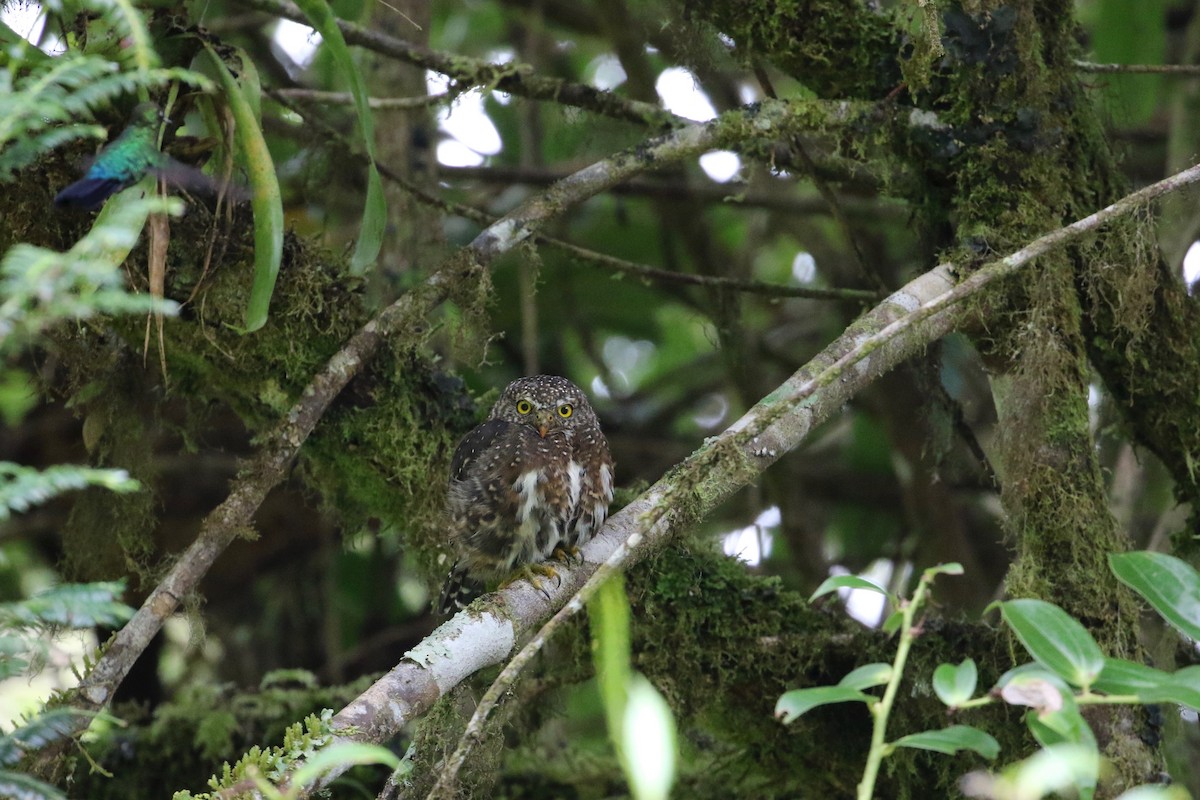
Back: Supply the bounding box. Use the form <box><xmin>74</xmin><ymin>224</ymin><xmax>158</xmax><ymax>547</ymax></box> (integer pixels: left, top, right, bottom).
<box><xmin>54</xmin><ymin>102</ymin><xmax>167</xmax><ymax>210</ymax></box>
<box><xmin>54</xmin><ymin>102</ymin><xmax>246</xmax><ymax>210</ymax></box>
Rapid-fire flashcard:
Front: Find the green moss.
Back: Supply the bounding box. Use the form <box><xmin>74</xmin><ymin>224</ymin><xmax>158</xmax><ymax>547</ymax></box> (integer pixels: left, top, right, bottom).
<box><xmin>628</xmin><ymin>546</ymin><xmax>1023</xmax><ymax>796</ymax></box>
<box><xmin>70</xmin><ymin>676</ymin><xmax>376</xmax><ymax>799</ymax></box>
<box><xmin>50</xmin><ymin>330</ymin><xmax>161</xmax><ymax>583</ymax></box>
<box><xmin>303</xmin><ymin>353</ymin><xmax>477</xmax><ymax>573</ymax></box>
<box><xmin>683</xmin><ymin>0</ymin><xmax>904</xmax><ymax>99</ymax></box>
<box><xmin>156</xmin><ymin>228</ymin><xmax>367</xmax><ymax>429</ymax></box>
<box><xmin>142</xmin><ymin>220</ymin><xmax>479</xmax><ymax>574</ymax></box>
<box><xmin>401</xmin><ymin>680</ymin><xmax>507</xmax><ymax>799</ymax></box>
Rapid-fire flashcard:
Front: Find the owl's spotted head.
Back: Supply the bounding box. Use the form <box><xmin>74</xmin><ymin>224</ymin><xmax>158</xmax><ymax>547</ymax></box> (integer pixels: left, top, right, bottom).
<box><xmin>490</xmin><ymin>375</ymin><xmax>598</xmax><ymax>437</ymax></box>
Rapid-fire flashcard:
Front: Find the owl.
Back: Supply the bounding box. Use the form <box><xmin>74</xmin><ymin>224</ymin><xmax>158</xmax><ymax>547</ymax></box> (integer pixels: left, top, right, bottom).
<box><xmin>438</xmin><ymin>375</ymin><xmax>614</xmax><ymax>614</ymax></box>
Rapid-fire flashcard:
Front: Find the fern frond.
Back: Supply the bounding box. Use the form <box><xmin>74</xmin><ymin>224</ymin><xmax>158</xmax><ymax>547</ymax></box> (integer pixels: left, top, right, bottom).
<box><xmin>0</xmin><ymin>708</ymin><xmax>100</xmax><ymax>767</ymax></box>
<box><xmin>0</xmin><ymin>123</ymin><xmax>104</xmax><ymax>180</ymax></box>
<box><xmin>0</xmin><ymin>195</ymin><xmax>182</xmax><ymax>350</ymax></box>
<box><xmin>0</xmin><ymin>463</ymin><xmax>140</xmax><ymax>521</ymax></box>
<box><xmin>0</xmin><ymin>54</ymin><xmax>214</xmax><ymax>182</ymax></box>
<box><xmin>0</xmin><ymin>769</ymin><xmax>67</xmax><ymax>800</ymax></box>
<box><xmin>0</xmin><ymin>56</ymin><xmax>117</xmax><ymax>145</ymax></box>
<box><xmin>84</xmin><ymin>0</ymin><xmax>158</xmax><ymax>73</ymax></box>
<box><xmin>0</xmin><ymin>579</ymin><xmax>133</xmax><ymax>628</ymax></box>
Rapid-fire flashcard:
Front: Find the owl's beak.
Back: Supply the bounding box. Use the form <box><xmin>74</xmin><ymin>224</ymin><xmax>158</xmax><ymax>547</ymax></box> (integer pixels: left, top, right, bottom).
<box><xmin>535</xmin><ymin>410</ymin><xmax>553</xmax><ymax>437</ymax></box>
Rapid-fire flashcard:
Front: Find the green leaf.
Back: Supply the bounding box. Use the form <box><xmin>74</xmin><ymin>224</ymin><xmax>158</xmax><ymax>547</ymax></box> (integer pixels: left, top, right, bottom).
<box><xmin>892</xmin><ymin>725</ymin><xmax>999</xmax><ymax>759</ymax></box>
<box><xmin>810</xmin><ymin>575</ymin><xmax>888</xmax><ymax>601</ymax></box>
<box><xmin>1090</xmin><ymin>657</ymin><xmax>1200</xmax><ymax>708</ymax></box>
<box><xmin>588</xmin><ymin>574</ymin><xmax>632</xmax><ymax>743</ymax></box>
<box><xmin>204</xmin><ymin>46</ymin><xmax>283</xmax><ymax>333</ymax></box>
<box><xmin>1091</xmin><ymin>659</ymin><xmax>1200</xmax><ymax>709</ymax></box>
<box><xmin>1155</xmin><ymin>665</ymin><xmax>1200</xmax><ymax>710</ymax></box>
<box><xmin>838</xmin><ymin>663</ymin><xmax>892</xmax><ymax>690</ymax></box>
<box><xmin>290</xmin><ymin>742</ymin><xmax>400</xmax><ymax>791</ymax></box>
<box><xmin>923</xmin><ymin>562</ymin><xmax>964</xmax><ymax>578</ymax></box>
<box><xmin>996</xmin><ymin>663</ymin><xmax>1070</xmax><ymax>688</ymax></box>
<box><xmin>999</xmin><ymin>599</ymin><xmax>1105</xmax><ymax>690</ymax></box>
<box><xmin>1027</xmin><ymin>702</ymin><xmax>1096</xmax><ymax>751</ymax></box>
<box><xmin>774</xmin><ymin>686</ymin><xmax>873</xmax><ymax>724</ymax></box>
<box><xmin>0</xmin><ymin>708</ymin><xmax>96</xmax><ymax>766</ymax></box>
<box><xmin>972</xmin><ymin>743</ymin><xmax>1099</xmax><ymax>800</ymax></box>
<box><xmin>622</xmin><ymin>674</ymin><xmax>677</xmax><ymax>800</ymax></box>
<box><xmin>291</xmin><ymin>0</ymin><xmax>386</xmax><ymax>274</ymax></box>
<box><xmin>102</xmin><ymin>0</ymin><xmax>159</xmax><ymax>73</ymax></box>
<box><xmin>933</xmin><ymin>658</ymin><xmax>978</xmax><ymax>707</ymax></box>
<box><xmin>881</xmin><ymin>610</ymin><xmax>904</xmax><ymax>635</ymax></box>
<box><xmin>1110</xmin><ymin>551</ymin><xmax>1200</xmax><ymax>641</ymax></box>
<box><xmin>0</xmin><ymin>463</ymin><xmax>140</xmax><ymax>521</ymax></box>
<box><xmin>1025</xmin><ymin>713</ymin><xmax>1098</xmax><ymax>799</ymax></box>
<box><xmin>1094</xmin><ymin>658</ymin><xmax>1172</xmax><ymax>696</ymax></box>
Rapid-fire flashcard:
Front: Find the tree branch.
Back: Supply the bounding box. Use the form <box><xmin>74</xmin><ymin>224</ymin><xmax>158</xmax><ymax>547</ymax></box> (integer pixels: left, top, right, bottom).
<box><xmin>1074</xmin><ymin>60</ymin><xmax>1200</xmax><ymax>76</ymax></box>
<box><xmin>436</xmin><ymin>165</ymin><xmax>907</xmax><ymax>217</ymax></box>
<box><xmin>272</xmin><ymin>88</ymin><xmax>459</xmax><ymax>109</ymax></box>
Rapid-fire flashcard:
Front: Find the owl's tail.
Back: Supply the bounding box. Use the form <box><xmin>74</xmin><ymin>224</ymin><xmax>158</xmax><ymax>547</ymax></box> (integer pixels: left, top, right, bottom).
<box><xmin>437</xmin><ymin>562</ymin><xmax>483</xmax><ymax>615</ymax></box>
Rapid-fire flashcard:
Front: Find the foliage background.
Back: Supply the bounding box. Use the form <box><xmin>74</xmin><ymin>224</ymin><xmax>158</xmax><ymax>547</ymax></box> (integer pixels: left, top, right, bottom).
<box><xmin>3</xmin><ymin>0</ymin><xmax>1200</xmax><ymax>797</ymax></box>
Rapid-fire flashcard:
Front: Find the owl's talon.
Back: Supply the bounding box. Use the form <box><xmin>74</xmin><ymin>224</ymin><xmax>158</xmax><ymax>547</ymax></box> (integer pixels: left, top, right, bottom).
<box><xmin>499</xmin><ymin>562</ymin><xmax>560</xmax><ymax>597</ymax></box>
<box><xmin>551</xmin><ymin>545</ymin><xmax>582</xmax><ymax>565</ymax></box>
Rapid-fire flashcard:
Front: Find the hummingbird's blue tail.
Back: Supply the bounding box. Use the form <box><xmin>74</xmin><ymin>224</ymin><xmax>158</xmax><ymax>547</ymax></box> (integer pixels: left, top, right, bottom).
<box><xmin>53</xmin><ymin>176</ymin><xmax>127</xmax><ymax>210</ymax></box>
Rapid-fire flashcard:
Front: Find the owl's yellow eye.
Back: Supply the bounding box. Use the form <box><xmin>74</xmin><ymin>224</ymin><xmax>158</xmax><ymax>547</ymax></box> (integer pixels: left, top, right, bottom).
<box><xmin>558</xmin><ymin>404</ymin><xmax>573</xmax><ymax>418</ymax></box>
<box><xmin>516</xmin><ymin>400</ymin><xmax>533</xmax><ymax>415</ymax></box>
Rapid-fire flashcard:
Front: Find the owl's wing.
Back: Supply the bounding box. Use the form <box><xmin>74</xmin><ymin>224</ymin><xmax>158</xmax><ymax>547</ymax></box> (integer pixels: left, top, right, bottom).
<box><xmin>449</xmin><ymin>419</ymin><xmax>513</xmax><ymax>481</ymax></box>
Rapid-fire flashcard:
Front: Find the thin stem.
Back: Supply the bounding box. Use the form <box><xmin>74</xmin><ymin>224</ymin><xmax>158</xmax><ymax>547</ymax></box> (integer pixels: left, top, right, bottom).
<box><xmin>272</xmin><ymin>88</ymin><xmax>455</xmax><ymax>109</ymax></box>
<box><xmin>1075</xmin><ymin>60</ymin><xmax>1200</xmax><ymax>76</ymax></box>
<box><xmin>857</xmin><ymin>573</ymin><xmax>935</xmax><ymax>800</ymax></box>
<box><xmin>954</xmin><ymin>695</ymin><xmax>996</xmax><ymax>711</ymax></box>
<box><xmin>1075</xmin><ymin>692</ymin><xmax>1141</xmax><ymax>705</ymax></box>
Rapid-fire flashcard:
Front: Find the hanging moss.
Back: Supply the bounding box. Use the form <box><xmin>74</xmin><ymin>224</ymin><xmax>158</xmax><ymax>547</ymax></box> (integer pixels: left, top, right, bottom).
<box><xmin>138</xmin><ymin>217</ymin><xmax>478</xmax><ymax>575</ymax></box>
<box><xmin>681</xmin><ymin>0</ymin><xmax>904</xmax><ymax>99</ymax></box>
<box><xmin>51</xmin><ymin>329</ymin><xmax>161</xmax><ymax>583</ymax></box>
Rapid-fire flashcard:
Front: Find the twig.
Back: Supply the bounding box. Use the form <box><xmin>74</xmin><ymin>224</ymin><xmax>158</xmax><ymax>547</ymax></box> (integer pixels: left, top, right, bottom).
<box><xmin>437</xmin><ymin>164</ymin><xmax>906</xmax><ymax>217</ymax></box>
<box><xmin>856</xmin><ymin>566</ymin><xmax>947</xmax><ymax>800</ymax></box>
<box><xmin>561</xmin><ymin>243</ymin><xmax>880</xmax><ymax>301</ymax></box>
<box><xmin>791</xmin><ymin>140</ymin><xmax>884</xmax><ymax>292</ymax></box>
<box><xmin>272</xmin><ymin>88</ymin><xmax>456</xmax><ymax>109</ymax></box>
<box><xmin>1075</xmin><ymin>60</ymin><xmax>1200</xmax><ymax>76</ymax></box>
